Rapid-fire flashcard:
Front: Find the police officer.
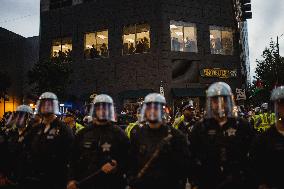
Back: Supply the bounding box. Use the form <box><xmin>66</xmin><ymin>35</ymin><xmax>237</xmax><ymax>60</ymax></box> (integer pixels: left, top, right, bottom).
<box><xmin>250</xmin><ymin>107</ymin><xmax>261</xmax><ymax>130</ymax></box>
<box><xmin>67</xmin><ymin>94</ymin><xmax>129</xmax><ymax>189</ymax></box>
<box><xmin>189</xmin><ymin>82</ymin><xmax>254</xmax><ymax>189</ymax></box>
<box><xmin>173</xmin><ymin>100</ymin><xmax>197</xmax><ymax>136</ymax></box>
<box><xmin>125</xmin><ymin>107</ymin><xmax>142</xmax><ymax>139</ymax></box>
<box><xmin>5</xmin><ymin>105</ymin><xmax>34</xmax><ymax>184</ymax></box>
<box><xmin>257</xmin><ymin>103</ymin><xmax>272</xmax><ymax>132</ymax></box>
<box><xmin>0</xmin><ymin>115</ymin><xmax>10</xmax><ymax>187</ymax></box>
<box><xmin>62</xmin><ymin>111</ymin><xmax>84</xmax><ymax>135</ymax></box>
<box><xmin>128</xmin><ymin>93</ymin><xmax>190</xmax><ymax>189</ymax></box>
<box><xmin>250</xmin><ymin>86</ymin><xmax>284</xmax><ymax>189</ymax></box>
<box><xmin>27</xmin><ymin>92</ymin><xmax>74</xmax><ymax>189</ymax></box>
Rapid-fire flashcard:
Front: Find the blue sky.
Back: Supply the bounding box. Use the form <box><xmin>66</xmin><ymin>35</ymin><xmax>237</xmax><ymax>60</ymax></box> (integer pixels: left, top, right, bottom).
<box><xmin>0</xmin><ymin>0</ymin><xmax>284</xmax><ymax>80</ymax></box>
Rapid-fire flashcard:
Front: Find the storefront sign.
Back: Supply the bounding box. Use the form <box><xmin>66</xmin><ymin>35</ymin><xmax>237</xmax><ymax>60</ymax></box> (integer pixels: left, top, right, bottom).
<box><xmin>160</xmin><ymin>86</ymin><xmax>164</xmax><ymax>96</ymax></box>
<box><xmin>89</xmin><ymin>93</ymin><xmax>97</xmax><ymax>99</ymax></box>
<box><xmin>236</xmin><ymin>88</ymin><xmax>246</xmax><ymax>100</ymax></box>
<box><xmin>160</xmin><ymin>81</ymin><xmax>165</xmax><ymax>96</ymax></box>
<box><xmin>200</xmin><ymin>68</ymin><xmax>237</xmax><ymax>79</ymax></box>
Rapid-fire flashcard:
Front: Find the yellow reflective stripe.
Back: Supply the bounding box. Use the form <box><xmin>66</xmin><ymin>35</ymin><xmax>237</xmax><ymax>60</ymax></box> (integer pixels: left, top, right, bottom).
<box><xmin>173</xmin><ymin>115</ymin><xmax>184</xmax><ymax>129</ymax></box>
<box><xmin>125</xmin><ymin>122</ymin><xmax>137</xmax><ymax>139</ymax></box>
<box><xmin>75</xmin><ymin>123</ymin><xmax>84</xmax><ymax>134</ymax></box>
<box><xmin>253</xmin><ymin>115</ymin><xmax>261</xmax><ymax>128</ymax></box>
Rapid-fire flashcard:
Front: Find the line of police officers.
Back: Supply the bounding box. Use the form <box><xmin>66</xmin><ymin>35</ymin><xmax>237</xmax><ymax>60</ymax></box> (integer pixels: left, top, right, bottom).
<box><xmin>1</xmin><ymin>82</ymin><xmax>284</xmax><ymax>189</ymax></box>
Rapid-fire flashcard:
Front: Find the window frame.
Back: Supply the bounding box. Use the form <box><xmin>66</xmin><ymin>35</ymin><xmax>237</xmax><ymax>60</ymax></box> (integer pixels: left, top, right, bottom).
<box><xmin>51</xmin><ymin>36</ymin><xmax>73</xmax><ymax>62</ymax></box>
<box><xmin>209</xmin><ymin>25</ymin><xmax>234</xmax><ymax>56</ymax></box>
<box><xmin>170</xmin><ymin>20</ymin><xmax>198</xmax><ymax>53</ymax></box>
<box><xmin>122</xmin><ymin>23</ymin><xmax>151</xmax><ymax>56</ymax></box>
<box><xmin>84</xmin><ymin>29</ymin><xmax>109</xmax><ymax>60</ymax></box>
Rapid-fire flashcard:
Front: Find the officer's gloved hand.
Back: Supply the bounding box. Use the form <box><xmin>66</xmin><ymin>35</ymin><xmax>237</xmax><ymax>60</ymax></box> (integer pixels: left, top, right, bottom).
<box><xmin>66</xmin><ymin>180</ymin><xmax>78</xmax><ymax>189</ymax></box>
<box><xmin>101</xmin><ymin>160</ymin><xmax>117</xmax><ymax>174</ymax></box>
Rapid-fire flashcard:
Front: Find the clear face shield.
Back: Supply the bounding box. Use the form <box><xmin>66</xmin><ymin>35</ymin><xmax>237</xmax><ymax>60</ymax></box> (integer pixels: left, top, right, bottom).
<box><xmin>140</xmin><ymin>102</ymin><xmax>165</xmax><ymax>124</ymax></box>
<box><xmin>206</xmin><ymin>96</ymin><xmax>235</xmax><ymax>119</ymax></box>
<box><xmin>5</xmin><ymin>112</ymin><xmax>16</xmax><ymax>128</ymax></box>
<box><xmin>5</xmin><ymin>111</ymin><xmax>30</xmax><ymax>128</ymax></box>
<box><xmin>274</xmin><ymin>99</ymin><xmax>284</xmax><ymax>127</ymax></box>
<box><xmin>14</xmin><ymin>111</ymin><xmax>30</xmax><ymax>128</ymax></box>
<box><xmin>36</xmin><ymin>99</ymin><xmax>59</xmax><ymax>115</ymax></box>
<box><xmin>90</xmin><ymin>102</ymin><xmax>116</xmax><ymax>122</ymax></box>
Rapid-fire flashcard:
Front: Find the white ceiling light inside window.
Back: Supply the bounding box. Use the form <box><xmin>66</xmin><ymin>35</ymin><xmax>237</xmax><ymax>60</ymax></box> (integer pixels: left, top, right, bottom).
<box><xmin>126</xmin><ymin>38</ymin><xmax>135</xmax><ymax>43</ymax></box>
<box><xmin>170</xmin><ymin>25</ymin><xmax>178</xmax><ymax>29</ymax></box>
<box><xmin>175</xmin><ymin>32</ymin><xmax>183</xmax><ymax>36</ymax></box>
<box><xmin>97</xmin><ymin>35</ymin><xmax>107</xmax><ymax>39</ymax></box>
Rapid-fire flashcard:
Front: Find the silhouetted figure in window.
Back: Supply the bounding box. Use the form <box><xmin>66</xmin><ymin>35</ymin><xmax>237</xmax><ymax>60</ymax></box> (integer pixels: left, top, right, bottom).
<box><xmin>53</xmin><ymin>51</ymin><xmax>58</xmax><ymax>57</ymax></box>
<box><xmin>172</xmin><ymin>37</ymin><xmax>180</xmax><ymax>51</ymax></box>
<box><xmin>215</xmin><ymin>38</ymin><xmax>222</xmax><ymax>54</ymax></box>
<box><xmin>136</xmin><ymin>40</ymin><xmax>144</xmax><ymax>53</ymax></box>
<box><xmin>100</xmin><ymin>43</ymin><xmax>108</xmax><ymax>57</ymax></box>
<box><xmin>128</xmin><ymin>43</ymin><xmax>135</xmax><ymax>54</ymax></box>
<box><xmin>185</xmin><ymin>37</ymin><xmax>191</xmax><ymax>51</ymax></box>
<box><xmin>90</xmin><ymin>44</ymin><xmax>99</xmax><ymax>59</ymax></box>
<box><xmin>66</xmin><ymin>49</ymin><xmax>72</xmax><ymax>62</ymax></box>
<box><xmin>142</xmin><ymin>37</ymin><xmax>150</xmax><ymax>52</ymax></box>
<box><xmin>185</xmin><ymin>37</ymin><xmax>197</xmax><ymax>52</ymax></box>
<box><xmin>222</xmin><ymin>37</ymin><xmax>233</xmax><ymax>55</ymax></box>
<box><xmin>58</xmin><ymin>50</ymin><xmax>66</xmax><ymax>60</ymax></box>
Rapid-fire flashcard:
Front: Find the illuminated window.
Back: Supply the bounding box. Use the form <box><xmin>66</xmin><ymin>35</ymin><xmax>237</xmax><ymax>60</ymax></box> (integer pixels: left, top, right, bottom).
<box><xmin>210</xmin><ymin>26</ymin><xmax>233</xmax><ymax>55</ymax></box>
<box><xmin>51</xmin><ymin>37</ymin><xmax>72</xmax><ymax>62</ymax></box>
<box><xmin>170</xmin><ymin>21</ymin><xmax>198</xmax><ymax>53</ymax></box>
<box><xmin>123</xmin><ymin>24</ymin><xmax>150</xmax><ymax>55</ymax></box>
<box><xmin>84</xmin><ymin>30</ymin><xmax>109</xmax><ymax>59</ymax></box>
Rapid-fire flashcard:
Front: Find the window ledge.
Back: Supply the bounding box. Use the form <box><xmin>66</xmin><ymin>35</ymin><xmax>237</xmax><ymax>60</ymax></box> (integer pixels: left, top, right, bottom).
<box><xmin>122</xmin><ymin>52</ymin><xmax>151</xmax><ymax>56</ymax></box>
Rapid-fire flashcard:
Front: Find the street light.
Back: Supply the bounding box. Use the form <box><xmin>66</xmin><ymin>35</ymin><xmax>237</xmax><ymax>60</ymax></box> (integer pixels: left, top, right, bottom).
<box><xmin>277</xmin><ymin>34</ymin><xmax>284</xmax><ymax>54</ymax></box>
<box><xmin>275</xmin><ymin>33</ymin><xmax>284</xmax><ymax>88</ymax></box>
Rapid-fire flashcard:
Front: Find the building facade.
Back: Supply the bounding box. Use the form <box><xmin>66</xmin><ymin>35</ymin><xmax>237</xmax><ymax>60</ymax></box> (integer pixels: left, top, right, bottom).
<box><xmin>239</xmin><ymin>21</ymin><xmax>251</xmax><ymax>85</ymax></box>
<box><xmin>0</xmin><ymin>27</ymin><xmax>39</xmax><ymax>117</ymax></box>
<box><xmin>40</xmin><ymin>0</ymin><xmax>248</xmax><ymax>113</ymax></box>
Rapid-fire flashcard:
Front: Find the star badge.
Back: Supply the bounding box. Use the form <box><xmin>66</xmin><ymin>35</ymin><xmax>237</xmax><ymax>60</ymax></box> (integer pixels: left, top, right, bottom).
<box><xmin>101</xmin><ymin>142</ymin><xmax>111</xmax><ymax>152</ymax></box>
<box><xmin>226</xmin><ymin>128</ymin><xmax>237</xmax><ymax>136</ymax></box>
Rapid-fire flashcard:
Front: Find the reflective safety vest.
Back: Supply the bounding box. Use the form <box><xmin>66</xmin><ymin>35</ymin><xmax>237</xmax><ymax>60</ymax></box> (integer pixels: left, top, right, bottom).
<box><xmin>258</xmin><ymin>113</ymin><xmax>272</xmax><ymax>132</ymax></box>
<box><xmin>252</xmin><ymin>114</ymin><xmax>261</xmax><ymax>129</ymax></box>
<box><xmin>270</xmin><ymin>113</ymin><xmax>276</xmax><ymax>126</ymax></box>
<box><xmin>125</xmin><ymin>122</ymin><xmax>139</xmax><ymax>139</ymax></box>
<box><xmin>173</xmin><ymin>115</ymin><xmax>185</xmax><ymax>129</ymax></box>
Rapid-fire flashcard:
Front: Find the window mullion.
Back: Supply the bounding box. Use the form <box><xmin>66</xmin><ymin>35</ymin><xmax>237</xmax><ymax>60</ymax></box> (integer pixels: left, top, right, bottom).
<box><xmin>135</xmin><ymin>24</ymin><xmax>137</xmax><ymax>50</ymax></box>
<box><xmin>183</xmin><ymin>25</ymin><xmax>185</xmax><ymax>52</ymax></box>
<box><xmin>96</xmin><ymin>32</ymin><xmax>98</xmax><ymax>53</ymax></box>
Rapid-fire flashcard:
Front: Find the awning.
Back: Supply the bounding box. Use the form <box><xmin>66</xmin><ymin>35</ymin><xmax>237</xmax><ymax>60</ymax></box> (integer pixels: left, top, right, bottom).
<box><xmin>172</xmin><ymin>88</ymin><xmax>206</xmax><ymax>97</ymax></box>
<box><xmin>118</xmin><ymin>89</ymin><xmax>154</xmax><ymax>99</ymax></box>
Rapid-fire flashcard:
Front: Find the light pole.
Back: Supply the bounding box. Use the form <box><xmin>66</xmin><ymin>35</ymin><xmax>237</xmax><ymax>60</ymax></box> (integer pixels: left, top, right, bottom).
<box><xmin>276</xmin><ymin>34</ymin><xmax>283</xmax><ymax>56</ymax></box>
<box><xmin>275</xmin><ymin>34</ymin><xmax>284</xmax><ymax>87</ymax></box>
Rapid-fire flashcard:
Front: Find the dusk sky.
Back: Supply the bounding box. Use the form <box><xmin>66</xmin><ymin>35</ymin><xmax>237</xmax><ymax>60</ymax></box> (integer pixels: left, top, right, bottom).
<box><xmin>0</xmin><ymin>0</ymin><xmax>284</xmax><ymax>81</ymax></box>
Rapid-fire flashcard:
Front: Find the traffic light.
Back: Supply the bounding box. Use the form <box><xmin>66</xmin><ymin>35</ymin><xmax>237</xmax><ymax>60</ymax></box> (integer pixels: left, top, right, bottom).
<box><xmin>241</xmin><ymin>0</ymin><xmax>252</xmax><ymax>20</ymax></box>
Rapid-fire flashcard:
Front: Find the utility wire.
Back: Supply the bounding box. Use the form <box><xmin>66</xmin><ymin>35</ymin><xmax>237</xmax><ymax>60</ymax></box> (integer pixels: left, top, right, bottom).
<box><xmin>0</xmin><ymin>13</ymin><xmax>38</xmax><ymax>24</ymax></box>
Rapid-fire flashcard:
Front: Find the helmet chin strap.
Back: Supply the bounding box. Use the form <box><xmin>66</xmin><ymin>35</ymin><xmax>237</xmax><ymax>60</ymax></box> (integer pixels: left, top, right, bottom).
<box><xmin>97</xmin><ymin>118</ymin><xmax>108</xmax><ymax>123</ymax></box>
<box><xmin>148</xmin><ymin>119</ymin><xmax>160</xmax><ymax>124</ymax></box>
